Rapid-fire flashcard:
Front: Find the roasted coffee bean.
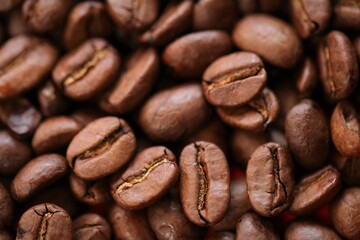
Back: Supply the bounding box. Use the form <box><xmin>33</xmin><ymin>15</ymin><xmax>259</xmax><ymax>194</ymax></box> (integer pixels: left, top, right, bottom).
<box><xmin>22</xmin><ymin>0</ymin><xmax>72</xmax><ymax>33</ymax></box>
<box><xmin>284</xmin><ymin>220</ymin><xmax>341</xmax><ymax>240</ymax></box>
<box><xmin>285</xmin><ymin>99</ymin><xmax>329</xmax><ymax>169</ymax></box>
<box><xmin>139</xmin><ymin>83</ymin><xmax>211</xmax><ymax>142</ymax></box>
<box><xmin>179</xmin><ymin>141</ymin><xmax>230</xmax><ymax>226</ymax></box>
<box><xmin>317</xmin><ymin>31</ymin><xmax>359</xmax><ymax>100</ymax></box>
<box><xmin>73</xmin><ymin>213</ymin><xmax>111</xmax><ymax>240</ymax></box>
<box><xmin>64</xmin><ymin>1</ymin><xmax>113</xmax><ymax>50</ymax></box>
<box><xmin>69</xmin><ymin>173</ymin><xmax>110</xmax><ymax>205</ymax></box>
<box><xmin>207</xmin><ymin>232</ymin><xmax>235</xmax><ymax>240</ymax></box>
<box><xmin>0</xmin><ymin>98</ymin><xmax>42</xmax><ymax>138</ymax></box>
<box><xmin>147</xmin><ymin>195</ymin><xmax>203</xmax><ymax>240</ymax></box>
<box><xmin>8</xmin><ymin>9</ymin><xmax>31</xmax><ymax>37</ymax></box>
<box><xmin>0</xmin><ymin>130</ymin><xmax>32</xmax><ymax>176</ymax></box>
<box><xmin>332</xmin><ymin>150</ymin><xmax>360</xmax><ymax>185</ymax></box>
<box><xmin>289</xmin><ymin>0</ymin><xmax>331</xmax><ymax>38</ymax></box>
<box><xmin>140</xmin><ymin>0</ymin><xmax>193</xmax><ymax>46</ymax></box>
<box><xmin>295</xmin><ymin>57</ymin><xmax>317</xmax><ymax>97</ymax></box>
<box><xmin>202</xmin><ymin>51</ymin><xmax>267</xmax><ymax>107</ymax></box>
<box><xmin>232</xmin><ymin>14</ymin><xmax>303</xmax><ymax>69</ymax></box>
<box><xmin>193</xmin><ymin>0</ymin><xmax>237</xmax><ymax>31</ymax></box>
<box><xmin>0</xmin><ymin>35</ymin><xmax>58</xmax><ymax>100</ymax></box>
<box><xmin>290</xmin><ymin>165</ymin><xmax>341</xmax><ymax>216</ymax></box>
<box><xmin>100</xmin><ymin>48</ymin><xmax>159</xmax><ymax>114</ymax></box>
<box><xmin>32</xmin><ymin>116</ymin><xmax>82</xmax><ymax>154</ymax></box>
<box><xmin>11</xmin><ymin>154</ymin><xmax>68</xmax><ymax>201</ymax></box>
<box><xmin>108</xmin><ymin>203</ymin><xmax>155</xmax><ymax>240</ymax></box>
<box><xmin>236</xmin><ymin>212</ymin><xmax>280</xmax><ymax>240</ymax></box>
<box><xmin>53</xmin><ymin>38</ymin><xmax>120</xmax><ymax>101</ymax></box>
<box><xmin>163</xmin><ymin>31</ymin><xmax>232</xmax><ymax>78</ymax></box>
<box><xmin>37</xmin><ymin>81</ymin><xmax>69</xmax><ymax>117</ymax></box>
<box><xmin>0</xmin><ymin>183</ymin><xmax>13</xmax><ymax>229</ymax></box>
<box><xmin>16</xmin><ymin>203</ymin><xmax>72</xmax><ymax>240</ymax></box>
<box><xmin>0</xmin><ymin>0</ymin><xmax>22</xmax><ymax>12</ymax></box>
<box><xmin>333</xmin><ymin>0</ymin><xmax>360</xmax><ymax>30</ymax></box>
<box><xmin>330</xmin><ymin>187</ymin><xmax>360</xmax><ymax>239</ymax></box>
<box><xmin>236</xmin><ymin>0</ymin><xmax>284</xmax><ymax>14</ymax></box>
<box><xmin>247</xmin><ymin>142</ymin><xmax>294</xmax><ymax>217</ymax></box>
<box><xmin>217</xmin><ymin>88</ymin><xmax>279</xmax><ymax>132</ymax></box>
<box><xmin>212</xmin><ymin>177</ymin><xmax>252</xmax><ymax>231</ymax></box>
<box><xmin>67</xmin><ymin>116</ymin><xmax>136</xmax><ymax>180</ymax></box>
<box><xmin>106</xmin><ymin>0</ymin><xmax>159</xmax><ymax>32</ymax></box>
<box><xmin>331</xmin><ymin>101</ymin><xmax>360</xmax><ymax>157</ymax></box>
<box><xmin>111</xmin><ymin>146</ymin><xmax>178</xmax><ymax>210</ymax></box>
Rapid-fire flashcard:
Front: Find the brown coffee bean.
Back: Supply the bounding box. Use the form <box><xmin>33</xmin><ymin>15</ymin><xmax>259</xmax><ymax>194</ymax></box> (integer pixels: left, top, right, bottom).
<box><xmin>108</xmin><ymin>203</ymin><xmax>155</xmax><ymax>240</ymax></box>
<box><xmin>193</xmin><ymin>0</ymin><xmax>237</xmax><ymax>31</ymax></box>
<box><xmin>67</xmin><ymin>116</ymin><xmax>136</xmax><ymax>180</ymax></box>
<box><xmin>332</xmin><ymin>150</ymin><xmax>360</xmax><ymax>186</ymax></box>
<box><xmin>232</xmin><ymin>14</ymin><xmax>303</xmax><ymax>68</ymax></box>
<box><xmin>217</xmin><ymin>88</ymin><xmax>279</xmax><ymax>132</ymax></box>
<box><xmin>69</xmin><ymin>173</ymin><xmax>110</xmax><ymax>205</ymax></box>
<box><xmin>37</xmin><ymin>80</ymin><xmax>69</xmax><ymax>117</ymax></box>
<box><xmin>32</xmin><ymin>116</ymin><xmax>82</xmax><ymax>154</ymax></box>
<box><xmin>11</xmin><ymin>154</ymin><xmax>68</xmax><ymax>201</ymax></box>
<box><xmin>73</xmin><ymin>213</ymin><xmax>111</xmax><ymax>240</ymax></box>
<box><xmin>202</xmin><ymin>51</ymin><xmax>267</xmax><ymax>107</ymax></box>
<box><xmin>207</xmin><ymin>232</ymin><xmax>235</xmax><ymax>240</ymax></box>
<box><xmin>212</xmin><ymin>177</ymin><xmax>252</xmax><ymax>231</ymax></box>
<box><xmin>111</xmin><ymin>146</ymin><xmax>178</xmax><ymax>210</ymax></box>
<box><xmin>63</xmin><ymin>1</ymin><xmax>113</xmax><ymax>50</ymax></box>
<box><xmin>330</xmin><ymin>187</ymin><xmax>360</xmax><ymax>239</ymax></box>
<box><xmin>284</xmin><ymin>220</ymin><xmax>341</xmax><ymax>240</ymax></box>
<box><xmin>290</xmin><ymin>165</ymin><xmax>341</xmax><ymax>216</ymax></box>
<box><xmin>8</xmin><ymin>9</ymin><xmax>31</xmax><ymax>37</ymax></box>
<box><xmin>140</xmin><ymin>0</ymin><xmax>193</xmax><ymax>46</ymax></box>
<box><xmin>180</xmin><ymin>141</ymin><xmax>230</xmax><ymax>226</ymax></box>
<box><xmin>0</xmin><ymin>35</ymin><xmax>58</xmax><ymax>100</ymax></box>
<box><xmin>0</xmin><ymin>130</ymin><xmax>32</xmax><ymax>176</ymax></box>
<box><xmin>285</xmin><ymin>99</ymin><xmax>329</xmax><ymax>169</ymax></box>
<box><xmin>139</xmin><ymin>83</ymin><xmax>211</xmax><ymax>142</ymax></box>
<box><xmin>0</xmin><ymin>183</ymin><xmax>13</xmax><ymax>229</ymax></box>
<box><xmin>0</xmin><ymin>97</ymin><xmax>42</xmax><ymax>138</ymax></box>
<box><xmin>290</xmin><ymin>0</ymin><xmax>331</xmax><ymax>38</ymax></box>
<box><xmin>317</xmin><ymin>31</ymin><xmax>359</xmax><ymax>100</ymax></box>
<box><xmin>22</xmin><ymin>0</ymin><xmax>72</xmax><ymax>33</ymax></box>
<box><xmin>333</xmin><ymin>0</ymin><xmax>360</xmax><ymax>30</ymax></box>
<box><xmin>106</xmin><ymin>0</ymin><xmax>159</xmax><ymax>32</ymax></box>
<box><xmin>16</xmin><ymin>203</ymin><xmax>72</xmax><ymax>240</ymax></box>
<box><xmin>295</xmin><ymin>57</ymin><xmax>318</xmax><ymax>98</ymax></box>
<box><xmin>247</xmin><ymin>142</ymin><xmax>294</xmax><ymax>217</ymax></box>
<box><xmin>52</xmin><ymin>38</ymin><xmax>120</xmax><ymax>101</ymax></box>
<box><xmin>236</xmin><ymin>0</ymin><xmax>284</xmax><ymax>14</ymax></box>
<box><xmin>100</xmin><ymin>48</ymin><xmax>159</xmax><ymax>114</ymax></box>
<box><xmin>236</xmin><ymin>212</ymin><xmax>280</xmax><ymax>240</ymax></box>
<box><xmin>163</xmin><ymin>31</ymin><xmax>232</xmax><ymax>78</ymax></box>
<box><xmin>331</xmin><ymin>101</ymin><xmax>360</xmax><ymax>157</ymax></box>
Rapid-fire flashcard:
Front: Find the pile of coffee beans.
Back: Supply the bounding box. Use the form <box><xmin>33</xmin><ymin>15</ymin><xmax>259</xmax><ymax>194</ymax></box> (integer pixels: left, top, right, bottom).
<box><xmin>0</xmin><ymin>0</ymin><xmax>360</xmax><ymax>239</ymax></box>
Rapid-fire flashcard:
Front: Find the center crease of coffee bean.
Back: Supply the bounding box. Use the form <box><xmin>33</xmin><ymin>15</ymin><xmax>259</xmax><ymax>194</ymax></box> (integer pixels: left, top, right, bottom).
<box><xmin>293</xmin><ymin>0</ymin><xmax>319</xmax><ymax>32</ymax></box>
<box><xmin>248</xmin><ymin>97</ymin><xmax>269</xmax><ymax>121</ymax></box>
<box><xmin>324</xmin><ymin>45</ymin><xmax>337</xmax><ymax>96</ymax></box>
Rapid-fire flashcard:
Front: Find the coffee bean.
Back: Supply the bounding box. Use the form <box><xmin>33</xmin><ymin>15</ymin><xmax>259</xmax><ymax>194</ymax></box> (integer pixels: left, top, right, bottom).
<box><xmin>0</xmin><ymin>35</ymin><xmax>58</xmax><ymax>100</ymax></box>
<box><xmin>16</xmin><ymin>203</ymin><xmax>72</xmax><ymax>240</ymax></box>
<box><xmin>290</xmin><ymin>165</ymin><xmax>341</xmax><ymax>216</ymax></box>
<box><xmin>106</xmin><ymin>0</ymin><xmax>159</xmax><ymax>32</ymax></box>
<box><xmin>11</xmin><ymin>154</ymin><xmax>68</xmax><ymax>201</ymax></box>
<box><xmin>8</xmin><ymin>9</ymin><xmax>31</xmax><ymax>37</ymax></box>
<box><xmin>202</xmin><ymin>51</ymin><xmax>267</xmax><ymax>107</ymax></box>
<box><xmin>180</xmin><ymin>141</ymin><xmax>230</xmax><ymax>226</ymax></box>
<box><xmin>330</xmin><ymin>101</ymin><xmax>360</xmax><ymax>157</ymax></box>
<box><xmin>73</xmin><ymin>213</ymin><xmax>111</xmax><ymax>240</ymax></box>
<box><xmin>100</xmin><ymin>48</ymin><xmax>159</xmax><ymax>114</ymax></box>
<box><xmin>332</xmin><ymin>150</ymin><xmax>360</xmax><ymax>186</ymax></box>
<box><xmin>0</xmin><ymin>183</ymin><xmax>13</xmax><ymax>229</ymax></box>
<box><xmin>139</xmin><ymin>83</ymin><xmax>211</xmax><ymax>142</ymax></box>
<box><xmin>108</xmin><ymin>203</ymin><xmax>155</xmax><ymax>240</ymax></box>
<box><xmin>247</xmin><ymin>142</ymin><xmax>294</xmax><ymax>217</ymax></box>
<box><xmin>140</xmin><ymin>0</ymin><xmax>193</xmax><ymax>46</ymax></box>
<box><xmin>317</xmin><ymin>31</ymin><xmax>359</xmax><ymax>100</ymax></box>
<box><xmin>67</xmin><ymin>116</ymin><xmax>136</xmax><ymax>180</ymax></box>
<box><xmin>111</xmin><ymin>146</ymin><xmax>178</xmax><ymax>210</ymax></box>
<box><xmin>285</xmin><ymin>99</ymin><xmax>329</xmax><ymax>169</ymax></box>
<box><xmin>295</xmin><ymin>57</ymin><xmax>317</xmax><ymax>98</ymax></box>
<box><xmin>32</xmin><ymin>116</ymin><xmax>82</xmax><ymax>154</ymax></box>
<box><xmin>0</xmin><ymin>130</ymin><xmax>32</xmax><ymax>176</ymax></box>
<box><xmin>236</xmin><ymin>212</ymin><xmax>280</xmax><ymax>240</ymax></box>
<box><xmin>330</xmin><ymin>187</ymin><xmax>360</xmax><ymax>239</ymax></box>
<box><xmin>284</xmin><ymin>220</ymin><xmax>341</xmax><ymax>240</ymax></box>
<box><xmin>63</xmin><ymin>1</ymin><xmax>113</xmax><ymax>50</ymax></box>
<box><xmin>163</xmin><ymin>31</ymin><xmax>232</xmax><ymax>78</ymax></box>
<box><xmin>289</xmin><ymin>0</ymin><xmax>331</xmax><ymax>38</ymax></box>
<box><xmin>37</xmin><ymin>81</ymin><xmax>69</xmax><ymax>117</ymax></box>
<box><xmin>52</xmin><ymin>38</ymin><xmax>120</xmax><ymax>101</ymax></box>
<box><xmin>208</xmin><ymin>231</ymin><xmax>235</xmax><ymax>240</ymax></box>
<box><xmin>217</xmin><ymin>87</ymin><xmax>279</xmax><ymax>132</ymax></box>
<box><xmin>333</xmin><ymin>0</ymin><xmax>360</xmax><ymax>30</ymax></box>
<box><xmin>232</xmin><ymin>14</ymin><xmax>303</xmax><ymax>68</ymax></box>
